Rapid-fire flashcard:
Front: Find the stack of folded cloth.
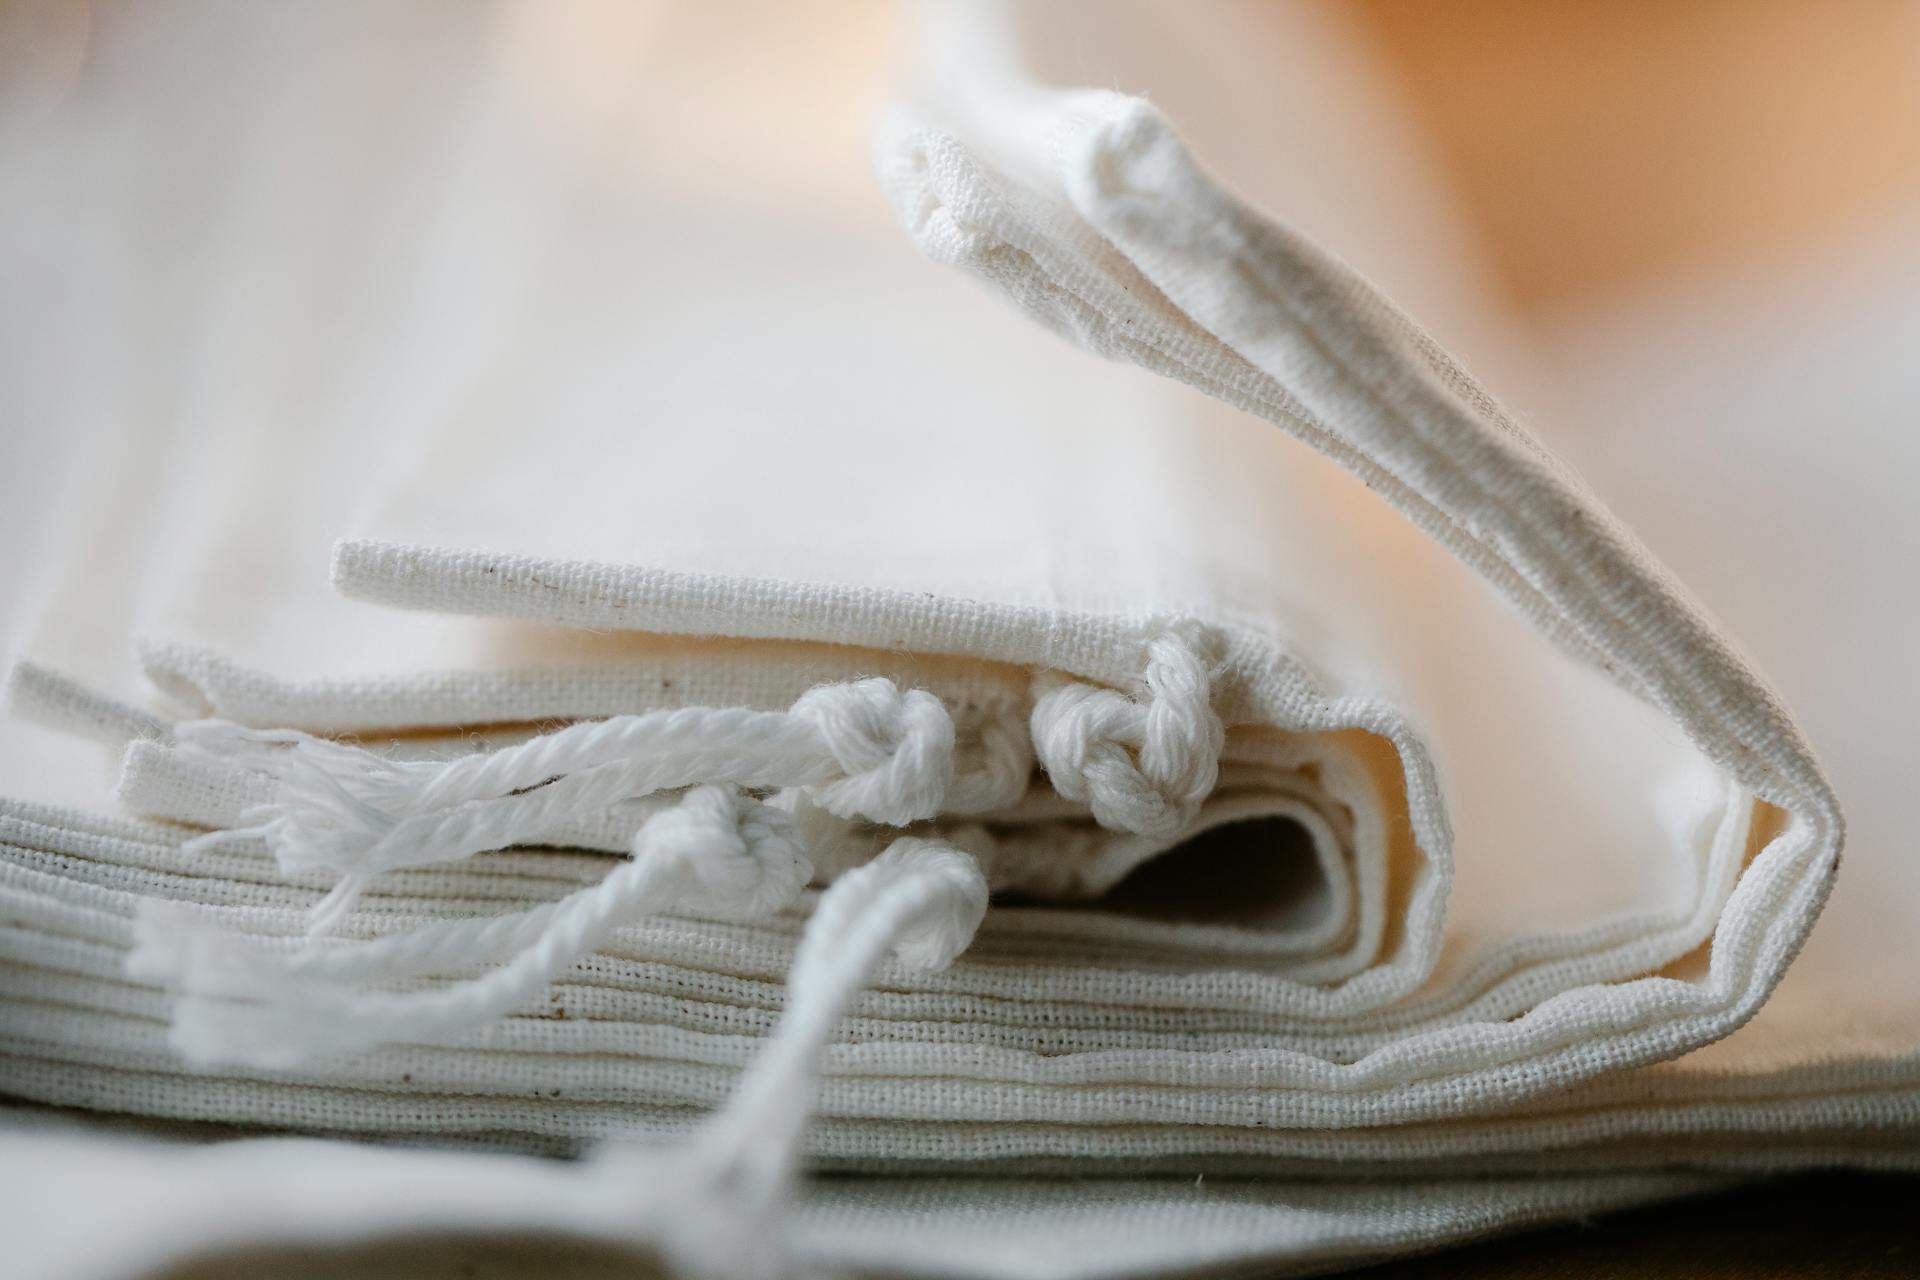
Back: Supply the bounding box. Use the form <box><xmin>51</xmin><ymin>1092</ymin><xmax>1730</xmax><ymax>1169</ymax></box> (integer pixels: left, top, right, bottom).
<box><xmin>3</xmin><ymin>3</ymin><xmax>1915</xmax><ymax>1276</ymax></box>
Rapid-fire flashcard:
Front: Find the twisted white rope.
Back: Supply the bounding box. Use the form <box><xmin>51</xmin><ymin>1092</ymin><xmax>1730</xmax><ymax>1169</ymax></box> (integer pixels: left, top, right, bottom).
<box><xmin>1030</xmin><ymin>631</ymin><xmax>1223</xmax><ymax>837</ymax></box>
<box><xmin>120</xmin><ymin>632</ymin><xmax>1225</xmax><ymax>1275</ymax></box>
<box><xmin>129</xmin><ymin>786</ymin><xmax>811</xmax><ymax>1066</ymax></box>
<box><xmin>941</xmin><ymin>706</ymin><xmax>1034</xmax><ymax>814</ymax></box>
<box><xmin>615</xmin><ymin>837</ymin><xmax>989</xmax><ymax>1278</ymax></box>
<box><xmin>173</xmin><ymin>677</ymin><xmax>954</xmax><ymax>929</ymax></box>
<box><xmin>131</xmin><ymin>824</ymin><xmax>988</xmax><ymax>1277</ymax></box>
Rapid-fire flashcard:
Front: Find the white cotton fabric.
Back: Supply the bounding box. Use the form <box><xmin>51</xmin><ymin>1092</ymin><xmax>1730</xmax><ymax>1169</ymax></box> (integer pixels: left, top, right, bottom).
<box><xmin>1</xmin><ymin>1</ymin><xmax>1915</xmax><ymax>1277</ymax></box>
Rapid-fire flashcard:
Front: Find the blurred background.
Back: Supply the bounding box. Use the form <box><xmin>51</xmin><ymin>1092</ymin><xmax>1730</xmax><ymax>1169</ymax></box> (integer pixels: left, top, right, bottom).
<box><xmin>1362</xmin><ymin>0</ymin><xmax>1920</xmax><ymax>321</ymax></box>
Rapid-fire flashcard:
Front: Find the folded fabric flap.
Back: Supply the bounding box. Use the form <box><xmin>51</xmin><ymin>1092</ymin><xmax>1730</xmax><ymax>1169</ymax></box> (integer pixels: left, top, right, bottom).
<box><xmin>854</xmin><ymin>3</ymin><xmax>1844</xmax><ymax>1104</ymax></box>
<box><xmin>6</xmin><ymin>662</ymin><xmax>168</xmax><ymax>747</ymax></box>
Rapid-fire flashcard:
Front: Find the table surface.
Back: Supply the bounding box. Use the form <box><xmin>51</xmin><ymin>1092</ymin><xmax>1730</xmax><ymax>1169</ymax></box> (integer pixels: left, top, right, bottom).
<box><xmin>1356</xmin><ymin>1173</ymin><xmax>1920</xmax><ymax>1279</ymax></box>
<box><xmin>134</xmin><ymin>1172</ymin><xmax>1920</xmax><ymax>1280</ymax></box>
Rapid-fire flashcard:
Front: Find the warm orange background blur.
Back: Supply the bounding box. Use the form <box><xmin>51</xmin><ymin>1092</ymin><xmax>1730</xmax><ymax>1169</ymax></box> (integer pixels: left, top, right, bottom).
<box><xmin>1353</xmin><ymin>0</ymin><xmax>1920</xmax><ymax>316</ymax></box>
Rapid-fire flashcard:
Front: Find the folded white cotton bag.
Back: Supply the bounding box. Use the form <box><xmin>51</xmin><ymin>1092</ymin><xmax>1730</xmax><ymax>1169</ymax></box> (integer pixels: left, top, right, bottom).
<box><xmin>5</xmin><ymin>2</ymin><xmax>1827</xmax><ymax>1132</ymax></box>
<box><xmin>0</xmin><ymin>0</ymin><xmax>1842</xmax><ymax>1152</ymax></box>
<box><xmin>4</xmin><ymin>1</ymin><xmax>1916</xmax><ymax>1277</ymax></box>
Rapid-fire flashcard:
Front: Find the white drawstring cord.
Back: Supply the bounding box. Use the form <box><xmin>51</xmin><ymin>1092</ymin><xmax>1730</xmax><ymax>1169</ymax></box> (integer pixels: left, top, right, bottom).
<box><xmin>1030</xmin><ymin>631</ymin><xmax>1223</xmax><ymax>838</ymax></box>
<box><xmin>131</xmin><ymin>816</ymin><xmax>991</xmax><ymax>1279</ymax></box>
<box><xmin>171</xmin><ymin>676</ymin><xmax>955</xmax><ymax>930</ymax></box>
<box><xmin>941</xmin><ymin>705</ymin><xmax>1034</xmax><ymax>814</ymax></box>
<box><xmin>611</xmin><ymin>836</ymin><xmax>989</xmax><ymax>1279</ymax></box>
<box><xmin>128</xmin><ymin>785</ymin><xmax>812</xmax><ymax>1066</ymax></box>
<box><xmin>120</xmin><ymin>634</ymin><xmax>1224</xmax><ymax>1272</ymax></box>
